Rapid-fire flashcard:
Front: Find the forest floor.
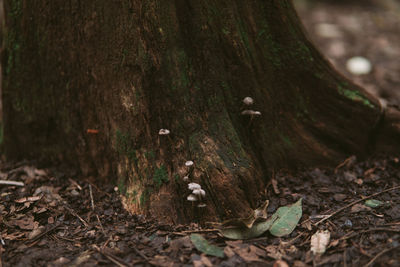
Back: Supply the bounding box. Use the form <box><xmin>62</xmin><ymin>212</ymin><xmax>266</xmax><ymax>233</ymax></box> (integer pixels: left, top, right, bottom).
<box><xmin>1</xmin><ymin>1</ymin><xmax>400</xmax><ymax>267</ymax></box>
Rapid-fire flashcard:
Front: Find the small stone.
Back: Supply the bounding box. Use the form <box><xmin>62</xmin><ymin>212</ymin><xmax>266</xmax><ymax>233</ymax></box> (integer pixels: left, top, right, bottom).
<box><xmin>346</xmin><ymin>56</ymin><xmax>372</xmax><ymax>75</ymax></box>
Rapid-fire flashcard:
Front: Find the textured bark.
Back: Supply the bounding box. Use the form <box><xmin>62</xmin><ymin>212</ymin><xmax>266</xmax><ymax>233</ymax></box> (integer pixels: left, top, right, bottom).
<box><xmin>2</xmin><ymin>0</ymin><xmax>393</xmax><ymax>223</ymax></box>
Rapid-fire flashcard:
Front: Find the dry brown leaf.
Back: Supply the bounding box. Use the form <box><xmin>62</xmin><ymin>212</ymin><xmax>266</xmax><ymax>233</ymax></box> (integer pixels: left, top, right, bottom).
<box><xmin>15</xmin><ymin>196</ymin><xmax>41</xmax><ymax>203</ymax></box>
<box><xmin>311</xmin><ymin>230</ymin><xmax>330</xmax><ymax>255</ymax></box>
<box><xmin>351</xmin><ymin>203</ymin><xmax>372</xmax><ymax>213</ymax></box>
<box><xmin>233</xmin><ymin>245</ymin><xmax>260</xmax><ymax>262</ymax></box>
<box><xmin>224</xmin><ymin>246</ymin><xmax>235</xmax><ymax>258</ymax></box>
<box><xmin>149</xmin><ymin>255</ymin><xmax>174</xmax><ymax>267</ymax></box>
<box><xmin>12</xmin><ymin>216</ymin><xmax>38</xmax><ymax>230</ymax></box>
<box><xmin>273</xmin><ymin>260</ymin><xmax>289</xmax><ymax>267</ymax></box>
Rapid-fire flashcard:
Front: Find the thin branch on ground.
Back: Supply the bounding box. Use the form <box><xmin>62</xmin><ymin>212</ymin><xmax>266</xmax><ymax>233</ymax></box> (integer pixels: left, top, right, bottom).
<box><xmin>340</xmin><ymin>227</ymin><xmax>400</xmax><ymax>241</ymax></box>
<box><xmin>93</xmin><ymin>245</ymin><xmax>130</xmax><ymax>267</ymax></box>
<box><xmin>89</xmin><ymin>184</ymin><xmax>95</xmax><ymax>211</ymax></box>
<box><xmin>26</xmin><ymin>223</ymin><xmax>62</xmax><ymax>243</ymax></box>
<box><xmin>0</xmin><ymin>180</ymin><xmax>24</xmax><ymax>186</ymax></box>
<box><xmin>364</xmin><ymin>246</ymin><xmax>399</xmax><ymax>267</ymax></box>
<box><xmin>132</xmin><ymin>245</ymin><xmax>150</xmax><ymax>262</ymax></box>
<box><xmin>315</xmin><ymin>185</ymin><xmax>400</xmax><ymax>226</ymax></box>
<box><xmin>64</xmin><ymin>205</ymin><xmax>90</xmax><ymax>227</ymax></box>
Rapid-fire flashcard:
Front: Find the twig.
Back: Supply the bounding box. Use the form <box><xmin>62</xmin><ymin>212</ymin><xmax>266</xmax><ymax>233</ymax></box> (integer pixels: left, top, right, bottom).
<box><xmin>89</xmin><ymin>184</ymin><xmax>95</xmax><ymax>211</ymax></box>
<box><xmin>132</xmin><ymin>246</ymin><xmax>150</xmax><ymax>262</ymax></box>
<box><xmin>96</xmin><ymin>214</ymin><xmax>106</xmax><ymax>235</ymax></box>
<box><xmin>69</xmin><ymin>178</ymin><xmax>82</xmax><ymax>190</ymax></box>
<box><xmin>0</xmin><ymin>180</ymin><xmax>24</xmax><ymax>186</ymax></box>
<box><xmin>27</xmin><ymin>223</ymin><xmax>62</xmax><ymax>243</ymax></box>
<box><xmin>364</xmin><ymin>246</ymin><xmax>399</xmax><ymax>267</ymax></box>
<box><xmin>173</xmin><ymin>229</ymin><xmax>219</xmax><ymax>235</ymax></box>
<box><xmin>64</xmin><ymin>206</ymin><xmax>90</xmax><ymax>227</ymax></box>
<box><xmin>88</xmin><ymin>184</ymin><xmax>106</xmax><ymax>235</ymax></box>
<box><xmin>340</xmin><ymin>227</ymin><xmax>400</xmax><ymax>241</ymax></box>
<box><xmin>93</xmin><ymin>245</ymin><xmax>130</xmax><ymax>267</ymax></box>
<box><xmin>315</xmin><ymin>185</ymin><xmax>400</xmax><ymax>226</ymax></box>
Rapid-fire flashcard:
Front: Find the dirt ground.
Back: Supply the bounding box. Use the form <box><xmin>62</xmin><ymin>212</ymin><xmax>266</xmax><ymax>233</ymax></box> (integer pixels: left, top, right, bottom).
<box><xmin>1</xmin><ymin>1</ymin><xmax>400</xmax><ymax>266</ymax></box>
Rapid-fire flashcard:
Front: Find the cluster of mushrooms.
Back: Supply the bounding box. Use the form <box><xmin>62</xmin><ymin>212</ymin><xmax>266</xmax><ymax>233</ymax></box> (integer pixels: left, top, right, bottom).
<box><xmin>241</xmin><ymin>97</ymin><xmax>261</xmax><ymax>116</ymax></box>
<box><xmin>158</xmin><ymin>97</ymin><xmax>257</xmax><ymax>208</ymax></box>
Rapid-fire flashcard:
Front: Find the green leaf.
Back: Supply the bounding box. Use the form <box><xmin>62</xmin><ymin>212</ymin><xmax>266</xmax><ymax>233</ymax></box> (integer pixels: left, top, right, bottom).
<box><xmin>365</xmin><ymin>199</ymin><xmax>383</xmax><ymax>208</ymax></box>
<box><xmin>269</xmin><ymin>198</ymin><xmax>302</xmax><ymax>237</ymax></box>
<box><xmin>219</xmin><ymin>214</ymin><xmax>277</xmax><ymax>240</ymax></box>
<box><xmin>190</xmin><ymin>234</ymin><xmax>225</xmax><ymax>258</ymax></box>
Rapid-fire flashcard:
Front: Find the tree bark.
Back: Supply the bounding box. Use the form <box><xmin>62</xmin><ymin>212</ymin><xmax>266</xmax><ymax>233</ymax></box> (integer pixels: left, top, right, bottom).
<box><xmin>1</xmin><ymin>0</ymin><xmax>395</xmax><ymax>223</ymax></box>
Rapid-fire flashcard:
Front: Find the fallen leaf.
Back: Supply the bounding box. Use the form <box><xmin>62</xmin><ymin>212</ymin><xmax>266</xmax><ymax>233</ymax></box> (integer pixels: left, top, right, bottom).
<box><xmin>351</xmin><ymin>203</ymin><xmax>371</xmax><ymax>213</ymax></box>
<box><xmin>234</xmin><ymin>245</ymin><xmax>260</xmax><ymax>262</ymax></box>
<box><xmin>12</xmin><ymin>216</ymin><xmax>38</xmax><ymax>230</ymax></box>
<box><xmin>224</xmin><ymin>246</ymin><xmax>235</xmax><ymax>258</ymax></box>
<box><xmin>310</xmin><ymin>230</ymin><xmax>330</xmax><ymax>255</ymax></box>
<box><xmin>219</xmin><ymin>214</ymin><xmax>277</xmax><ymax>240</ymax></box>
<box><xmin>269</xmin><ymin>198</ymin><xmax>303</xmax><ymax>237</ymax></box>
<box><xmin>273</xmin><ymin>260</ymin><xmax>290</xmax><ymax>267</ymax></box>
<box><xmin>221</xmin><ymin>200</ymin><xmax>269</xmax><ymax>229</ymax></box>
<box><xmin>364</xmin><ymin>199</ymin><xmax>383</xmax><ymax>208</ymax></box>
<box><xmin>190</xmin><ymin>234</ymin><xmax>224</xmax><ymax>258</ymax></box>
<box><xmin>265</xmin><ymin>245</ymin><xmax>283</xmax><ymax>260</ymax></box>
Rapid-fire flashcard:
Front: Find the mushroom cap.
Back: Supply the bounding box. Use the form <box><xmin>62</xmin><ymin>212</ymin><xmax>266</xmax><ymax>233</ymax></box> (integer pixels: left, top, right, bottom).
<box><xmin>197</xmin><ymin>203</ymin><xmax>207</xmax><ymax>208</ymax></box>
<box><xmin>241</xmin><ymin>110</ymin><xmax>261</xmax><ymax>115</ymax></box>
<box><xmin>185</xmin><ymin>160</ymin><xmax>194</xmax><ymax>167</ymax></box>
<box><xmin>188</xmin><ymin>182</ymin><xmax>201</xmax><ymax>190</ymax></box>
<box><xmin>192</xmin><ymin>188</ymin><xmax>206</xmax><ymax>197</ymax></box>
<box><xmin>187</xmin><ymin>194</ymin><xmax>198</xmax><ymax>201</ymax></box>
<box><xmin>243</xmin><ymin>97</ymin><xmax>254</xmax><ymax>105</ymax></box>
<box><xmin>183</xmin><ymin>176</ymin><xmax>189</xmax><ymax>182</ymax></box>
<box><xmin>158</xmin><ymin>129</ymin><xmax>170</xmax><ymax>135</ymax></box>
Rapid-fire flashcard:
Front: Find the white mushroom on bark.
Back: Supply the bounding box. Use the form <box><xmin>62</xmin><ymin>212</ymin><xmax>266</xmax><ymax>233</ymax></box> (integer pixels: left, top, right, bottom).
<box><xmin>187</xmin><ymin>182</ymin><xmax>206</xmax><ymax>208</ymax></box>
<box><xmin>185</xmin><ymin>160</ymin><xmax>194</xmax><ymax>167</ymax></box>
<box><xmin>243</xmin><ymin>97</ymin><xmax>254</xmax><ymax>105</ymax></box>
<box><xmin>192</xmin><ymin>188</ymin><xmax>206</xmax><ymax>197</ymax></box>
<box><xmin>187</xmin><ymin>194</ymin><xmax>198</xmax><ymax>201</ymax></box>
<box><xmin>158</xmin><ymin>129</ymin><xmax>170</xmax><ymax>135</ymax></box>
<box><xmin>241</xmin><ymin>110</ymin><xmax>261</xmax><ymax>115</ymax></box>
<box><xmin>188</xmin><ymin>182</ymin><xmax>201</xmax><ymax>190</ymax></box>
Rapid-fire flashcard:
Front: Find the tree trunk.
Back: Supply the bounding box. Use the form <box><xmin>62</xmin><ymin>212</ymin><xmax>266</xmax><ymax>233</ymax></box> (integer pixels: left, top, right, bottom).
<box><xmin>1</xmin><ymin>0</ymin><xmax>396</xmax><ymax>223</ymax></box>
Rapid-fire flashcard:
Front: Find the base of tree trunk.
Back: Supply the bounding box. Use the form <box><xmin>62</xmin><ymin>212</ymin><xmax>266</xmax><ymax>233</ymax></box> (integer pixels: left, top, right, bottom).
<box><xmin>2</xmin><ymin>0</ymin><xmax>399</xmax><ymax>223</ymax></box>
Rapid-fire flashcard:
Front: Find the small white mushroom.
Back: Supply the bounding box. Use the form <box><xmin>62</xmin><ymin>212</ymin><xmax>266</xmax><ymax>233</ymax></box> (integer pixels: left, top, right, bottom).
<box><xmin>185</xmin><ymin>160</ymin><xmax>194</xmax><ymax>167</ymax></box>
<box><xmin>183</xmin><ymin>176</ymin><xmax>189</xmax><ymax>182</ymax></box>
<box><xmin>187</xmin><ymin>194</ymin><xmax>198</xmax><ymax>201</ymax></box>
<box><xmin>197</xmin><ymin>203</ymin><xmax>207</xmax><ymax>208</ymax></box>
<box><xmin>243</xmin><ymin>97</ymin><xmax>254</xmax><ymax>105</ymax></box>
<box><xmin>241</xmin><ymin>110</ymin><xmax>261</xmax><ymax>115</ymax></box>
<box><xmin>188</xmin><ymin>182</ymin><xmax>201</xmax><ymax>190</ymax></box>
<box><xmin>158</xmin><ymin>129</ymin><xmax>170</xmax><ymax>135</ymax></box>
<box><xmin>192</xmin><ymin>188</ymin><xmax>206</xmax><ymax>197</ymax></box>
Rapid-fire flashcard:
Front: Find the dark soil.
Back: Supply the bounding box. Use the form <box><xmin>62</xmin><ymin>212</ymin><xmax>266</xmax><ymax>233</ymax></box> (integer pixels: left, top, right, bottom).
<box><xmin>1</xmin><ymin>1</ymin><xmax>400</xmax><ymax>266</ymax></box>
<box><xmin>1</xmin><ymin>155</ymin><xmax>399</xmax><ymax>266</ymax></box>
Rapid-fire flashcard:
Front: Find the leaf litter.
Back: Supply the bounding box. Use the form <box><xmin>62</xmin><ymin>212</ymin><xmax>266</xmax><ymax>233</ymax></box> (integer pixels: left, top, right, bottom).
<box><xmin>0</xmin><ymin>154</ymin><xmax>399</xmax><ymax>266</ymax></box>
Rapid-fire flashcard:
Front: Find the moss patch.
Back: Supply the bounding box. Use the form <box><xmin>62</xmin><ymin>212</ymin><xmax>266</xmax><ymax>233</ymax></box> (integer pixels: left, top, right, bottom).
<box><xmin>153</xmin><ymin>165</ymin><xmax>168</xmax><ymax>188</ymax></box>
<box><xmin>337</xmin><ymin>85</ymin><xmax>374</xmax><ymax>108</ymax></box>
<box><xmin>115</xmin><ymin>130</ymin><xmax>137</xmax><ymax>161</ymax></box>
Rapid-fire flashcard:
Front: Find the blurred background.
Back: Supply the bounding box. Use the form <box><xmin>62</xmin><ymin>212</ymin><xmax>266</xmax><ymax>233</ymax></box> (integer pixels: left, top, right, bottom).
<box><xmin>294</xmin><ymin>0</ymin><xmax>400</xmax><ymax>107</ymax></box>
